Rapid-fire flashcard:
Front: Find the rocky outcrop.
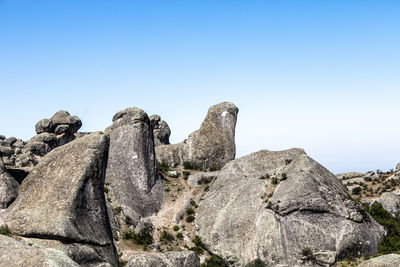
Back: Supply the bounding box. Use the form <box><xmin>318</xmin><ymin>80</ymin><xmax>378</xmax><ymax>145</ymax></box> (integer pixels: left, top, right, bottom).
<box><xmin>155</xmin><ymin>102</ymin><xmax>238</xmax><ymax>170</ymax></box>
<box><xmin>6</xmin><ymin>132</ymin><xmax>117</xmax><ymax>266</ymax></box>
<box><xmin>195</xmin><ymin>149</ymin><xmax>385</xmax><ymax>266</ymax></box>
<box><xmin>105</xmin><ymin>107</ymin><xmax>163</xmax><ymax>226</ymax></box>
<box><xmin>0</xmin><ymin>235</ymin><xmax>79</xmax><ymax>267</ymax></box>
<box><xmin>150</xmin><ymin>115</ymin><xmax>171</xmax><ymax>147</ymax></box>
<box><xmin>0</xmin><ymin>157</ymin><xmax>19</xmax><ymax>209</ymax></box>
<box><xmin>120</xmin><ymin>250</ymin><xmax>199</xmax><ymax>267</ymax></box>
<box><xmin>379</xmin><ymin>192</ymin><xmax>400</xmax><ymax>216</ymax></box>
<box><xmin>187</xmin><ymin>171</ymin><xmax>219</xmax><ymax>187</ymax></box>
<box><xmin>358</xmin><ymin>254</ymin><xmax>400</xmax><ymax>267</ymax></box>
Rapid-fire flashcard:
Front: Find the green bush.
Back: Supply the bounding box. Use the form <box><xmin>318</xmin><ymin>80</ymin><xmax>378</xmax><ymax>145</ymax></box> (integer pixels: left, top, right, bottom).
<box><xmin>176</xmin><ymin>232</ymin><xmax>183</xmax><ymax>239</ymax></box>
<box><xmin>173</xmin><ymin>225</ymin><xmax>179</xmax><ymax>231</ymax></box>
<box><xmin>183</xmin><ymin>171</ymin><xmax>191</xmax><ymax>180</ymax></box>
<box><xmin>159</xmin><ymin>230</ymin><xmax>174</xmax><ymax>243</ymax></box>
<box><xmin>302</xmin><ymin>247</ymin><xmax>312</xmax><ymax>257</ymax></box>
<box><xmin>245</xmin><ymin>258</ymin><xmax>266</xmax><ymax>267</ymax></box>
<box><xmin>114</xmin><ymin>206</ymin><xmax>122</xmax><ymax>214</ymax></box>
<box><xmin>183</xmin><ymin>161</ymin><xmax>200</xmax><ymax>170</ymax></box>
<box><xmin>189</xmin><ymin>245</ymin><xmax>204</xmax><ymax>254</ymax></box>
<box><xmin>201</xmin><ymin>255</ymin><xmax>227</xmax><ymax>267</ymax></box>
<box><xmin>198</xmin><ymin>177</ymin><xmax>212</xmax><ymax>185</ymax></box>
<box><xmin>364</xmin><ymin>202</ymin><xmax>400</xmax><ymax>254</ymax></box>
<box><xmin>186</xmin><ymin>207</ymin><xmax>195</xmax><ymax>215</ymax></box>
<box><xmin>122</xmin><ymin>226</ymin><xmax>153</xmax><ymax>246</ymax></box>
<box><xmin>0</xmin><ymin>226</ymin><xmax>12</xmax><ymax>237</ymax></box>
<box><xmin>125</xmin><ymin>216</ymin><xmax>134</xmax><ymax>226</ymax></box>
<box><xmin>352</xmin><ymin>187</ymin><xmax>362</xmax><ymax>195</ymax></box>
<box><xmin>186</xmin><ymin>215</ymin><xmax>195</xmax><ymax>223</ymax></box>
<box><xmin>272</xmin><ymin>177</ymin><xmax>279</xmax><ymax>185</ymax></box>
<box><xmin>192</xmin><ymin>235</ymin><xmax>203</xmax><ymax>247</ymax></box>
<box><xmin>104</xmin><ymin>186</ymin><xmax>109</xmax><ymax>194</ymax></box>
<box><xmin>158</xmin><ymin>161</ymin><xmax>170</xmax><ymax>173</ymax></box>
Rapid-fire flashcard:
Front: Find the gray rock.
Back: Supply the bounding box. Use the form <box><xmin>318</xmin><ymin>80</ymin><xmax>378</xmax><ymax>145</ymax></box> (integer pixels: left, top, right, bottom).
<box><xmin>156</xmin><ymin>102</ymin><xmax>238</xmax><ymax>170</ymax></box>
<box><xmin>358</xmin><ymin>254</ymin><xmax>400</xmax><ymax>267</ymax></box>
<box><xmin>0</xmin><ymin>157</ymin><xmax>19</xmax><ymax>209</ymax></box>
<box><xmin>35</xmin><ymin>119</ymin><xmax>52</xmax><ymax>134</ymax></box>
<box><xmin>50</xmin><ymin>110</ymin><xmax>72</xmax><ymax>130</ymax></box>
<box><xmin>5</xmin><ymin>137</ymin><xmax>17</xmax><ymax>146</ymax></box>
<box><xmin>313</xmin><ymin>251</ymin><xmax>336</xmax><ymax>265</ymax></box>
<box><xmin>396</xmin><ymin>163</ymin><xmax>400</xmax><ymax>172</ymax></box>
<box><xmin>167</xmin><ymin>170</ymin><xmax>179</xmax><ymax>178</ymax></box>
<box><xmin>24</xmin><ymin>133</ymin><xmax>58</xmax><ymax>156</ymax></box>
<box><xmin>0</xmin><ymin>146</ymin><xmax>13</xmax><ymax>156</ymax></box>
<box><xmin>54</xmin><ymin>124</ymin><xmax>70</xmax><ymax>135</ymax></box>
<box><xmin>105</xmin><ymin>107</ymin><xmax>163</xmax><ymax>224</ymax></box>
<box><xmin>150</xmin><ymin>114</ymin><xmax>171</xmax><ymax>147</ymax></box>
<box><xmin>187</xmin><ymin>171</ymin><xmax>219</xmax><ymax>187</ymax></box>
<box><xmin>195</xmin><ymin>149</ymin><xmax>385</xmax><ymax>266</ymax></box>
<box><xmin>379</xmin><ymin>192</ymin><xmax>400</xmax><ymax>216</ymax></box>
<box><xmin>0</xmin><ymin>235</ymin><xmax>79</xmax><ymax>267</ymax></box>
<box><xmin>6</xmin><ymin>132</ymin><xmax>117</xmax><ymax>266</ymax></box>
<box><xmin>0</xmin><ymin>135</ymin><xmax>5</xmax><ymax>140</ymax></box>
<box><xmin>120</xmin><ymin>250</ymin><xmax>199</xmax><ymax>267</ymax></box>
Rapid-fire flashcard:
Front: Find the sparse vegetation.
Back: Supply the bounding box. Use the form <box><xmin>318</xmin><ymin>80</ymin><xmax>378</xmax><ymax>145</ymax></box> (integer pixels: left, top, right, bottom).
<box><xmin>114</xmin><ymin>206</ymin><xmax>122</xmax><ymax>214</ymax></box>
<box><xmin>122</xmin><ymin>226</ymin><xmax>153</xmax><ymax>247</ymax></box>
<box><xmin>186</xmin><ymin>207</ymin><xmax>195</xmax><ymax>215</ymax></box>
<box><xmin>272</xmin><ymin>177</ymin><xmax>279</xmax><ymax>185</ymax></box>
<box><xmin>0</xmin><ymin>226</ymin><xmax>12</xmax><ymax>237</ymax></box>
<box><xmin>104</xmin><ymin>186</ymin><xmax>109</xmax><ymax>194</ymax></box>
<box><xmin>159</xmin><ymin>230</ymin><xmax>174</xmax><ymax>243</ymax></box>
<box><xmin>183</xmin><ymin>171</ymin><xmax>191</xmax><ymax>180</ymax></box>
<box><xmin>186</xmin><ymin>215</ymin><xmax>195</xmax><ymax>223</ymax></box>
<box><xmin>209</xmin><ymin>164</ymin><xmax>220</xmax><ymax>172</ymax></box>
<box><xmin>183</xmin><ymin>161</ymin><xmax>201</xmax><ymax>170</ymax></box>
<box><xmin>158</xmin><ymin>161</ymin><xmax>170</xmax><ymax>174</ymax></box>
<box><xmin>176</xmin><ymin>232</ymin><xmax>183</xmax><ymax>239</ymax></box>
<box><xmin>201</xmin><ymin>255</ymin><xmax>227</xmax><ymax>267</ymax></box>
<box><xmin>173</xmin><ymin>225</ymin><xmax>179</xmax><ymax>231</ymax></box>
<box><xmin>245</xmin><ymin>258</ymin><xmax>266</xmax><ymax>267</ymax></box>
<box><xmin>125</xmin><ymin>215</ymin><xmax>134</xmax><ymax>226</ymax></box>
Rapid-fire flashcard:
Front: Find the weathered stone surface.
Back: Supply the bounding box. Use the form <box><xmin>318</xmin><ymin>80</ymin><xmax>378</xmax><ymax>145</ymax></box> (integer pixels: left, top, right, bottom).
<box><xmin>156</xmin><ymin>102</ymin><xmax>238</xmax><ymax>170</ymax></box>
<box><xmin>196</xmin><ymin>149</ymin><xmax>385</xmax><ymax>266</ymax></box>
<box><xmin>167</xmin><ymin>170</ymin><xmax>179</xmax><ymax>178</ymax></box>
<box><xmin>35</xmin><ymin>119</ymin><xmax>52</xmax><ymax>134</ymax></box>
<box><xmin>358</xmin><ymin>254</ymin><xmax>400</xmax><ymax>267</ymax></box>
<box><xmin>6</xmin><ymin>132</ymin><xmax>117</xmax><ymax>266</ymax></box>
<box><xmin>120</xmin><ymin>250</ymin><xmax>199</xmax><ymax>267</ymax></box>
<box><xmin>379</xmin><ymin>192</ymin><xmax>400</xmax><ymax>216</ymax></box>
<box><xmin>105</xmin><ymin>107</ymin><xmax>163</xmax><ymax>224</ymax></box>
<box><xmin>0</xmin><ymin>235</ymin><xmax>79</xmax><ymax>267</ymax></box>
<box><xmin>150</xmin><ymin>114</ymin><xmax>171</xmax><ymax>147</ymax></box>
<box><xmin>0</xmin><ymin>146</ymin><xmax>13</xmax><ymax>156</ymax></box>
<box><xmin>187</xmin><ymin>171</ymin><xmax>219</xmax><ymax>187</ymax></box>
<box><xmin>0</xmin><ymin>157</ymin><xmax>20</xmax><ymax>209</ymax></box>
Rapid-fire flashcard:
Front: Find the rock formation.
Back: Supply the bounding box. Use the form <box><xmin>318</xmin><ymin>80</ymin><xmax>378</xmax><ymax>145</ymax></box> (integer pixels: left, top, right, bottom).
<box><xmin>195</xmin><ymin>149</ymin><xmax>385</xmax><ymax>266</ymax></box>
<box><xmin>0</xmin><ymin>235</ymin><xmax>79</xmax><ymax>266</ymax></box>
<box><xmin>5</xmin><ymin>132</ymin><xmax>117</xmax><ymax>266</ymax></box>
<box><xmin>379</xmin><ymin>192</ymin><xmax>400</xmax><ymax>216</ymax></box>
<box><xmin>150</xmin><ymin>114</ymin><xmax>171</xmax><ymax>147</ymax></box>
<box><xmin>358</xmin><ymin>254</ymin><xmax>400</xmax><ymax>267</ymax></box>
<box><xmin>155</xmin><ymin>102</ymin><xmax>238</xmax><ymax>170</ymax></box>
<box><xmin>120</xmin><ymin>251</ymin><xmax>199</xmax><ymax>267</ymax></box>
<box><xmin>105</xmin><ymin>107</ymin><xmax>163</xmax><ymax>227</ymax></box>
<box><xmin>0</xmin><ymin>157</ymin><xmax>19</xmax><ymax>209</ymax></box>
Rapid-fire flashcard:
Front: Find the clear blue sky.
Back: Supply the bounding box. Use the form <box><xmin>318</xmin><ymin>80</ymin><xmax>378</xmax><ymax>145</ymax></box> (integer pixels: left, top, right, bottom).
<box><xmin>1</xmin><ymin>1</ymin><xmax>399</xmax><ymax>174</ymax></box>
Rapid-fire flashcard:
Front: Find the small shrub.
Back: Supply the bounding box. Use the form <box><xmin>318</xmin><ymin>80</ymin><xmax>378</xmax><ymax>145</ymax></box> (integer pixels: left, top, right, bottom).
<box><xmin>173</xmin><ymin>225</ymin><xmax>179</xmax><ymax>231</ymax></box>
<box><xmin>125</xmin><ymin>216</ymin><xmax>134</xmax><ymax>226</ymax></box>
<box><xmin>281</xmin><ymin>173</ymin><xmax>287</xmax><ymax>181</ymax></box>
<box><xmin>186</xmin><ymin>215</ymin><xmax>195</xmax><ymax>223</ymax></box>
<box><xmin>209</xmin><ymin>164</ymin><xmax>220</xmax><ymax>172</ymax></box>
<box><xmin>285</xmin><ymin>159</ymin><xmax>292</xmax><ymax>165</ymax></box>
<box><xmin>245</xmin><ymin>258</ymin><xmax>266</xmax><ymax>267</ymax></box>
<box><xmin>107</xmin><ymin>197</ymin><xmax>112</xmax><ymax>202</ymax></box>
<box><xmin>302</xmin><ymin>247</ymin><xmax>312</xmax><ymax>257</ymax></box>
<box><xmin>104</xmin><ymin>186</ymin><xmax>109</xmax><ymax>194</ymax></box>
<box><xmin>198</xmin><ymin>177</ymin><xmax>211</xmax><ymax>185</ymax></box>
<box><xmin>190</xmin><ymin>199</ymin><xmax>198</xmax><ymax>208</ymax></box>
<box><xmin>114</xmin><ymin>206</ymin><xmax>122</xmax><ymax>214</ymax></box>
<box><xmin>176</xmin><ymin>232</ymin><xmax>183</xmax><ymax>239</ymax></box>
<box><xmin>260</xmin><ymin>173</ymin><xmax>270</xmax><ymax>179</ymax></box>
<box><xmin>272</xmin><ymin>177</ymin><xmax>279</xmax><ymax>185</ymax></box>
<box><xmin>192</xmin><ymin>235</ymin><xmax>203</xmax><ymax>246</ymax></box>
<box><xmin>201</xmin><ymin>255</ymin><xmax>227</xmax><ymax>267</ymax></box>
<box><xmin>119</xmin><ymin>258</ymin><xmax>128</xmax><ymax>267</ymax></box>
<box><xmin>159</xmin><ymin>230</ymin><xmax>174</xmax><ymax>243</ymax></box>
<box><xmin>0</xmin><ymin>226</ymin><xmax>12</xmax><ymax>237</ymax></box>
<box><xmin>183</xmin><ymin>161</ymin><xmax>200</xmax><ymax>170</ymax></box>
<box><xmin>158</xmin><ymin>161</ymin><xmax>169</xmax><ymax>173</ymax></box>
<box><xmin>352</xmin><ymin>187</ymin><xmax>362</xmax><ymax>195</ymax></box>
<box><xmin>186</xmin><ymin>207</ymin><xmax>195</xmax><ymax>215</ymax></box>
<box><xmin>183</xmin><ymin>171</ymin><xmax>190</xmax><ymax>180</ymax></box>
<box><xmin>204</xmin><ymin>185</ymin><xmax>210</xmax><ymax>191</ymax></box>
<box><xmin>189</xmin><ymin>245</ymin><xmax>204</xmax><ymax>254</ymax></box>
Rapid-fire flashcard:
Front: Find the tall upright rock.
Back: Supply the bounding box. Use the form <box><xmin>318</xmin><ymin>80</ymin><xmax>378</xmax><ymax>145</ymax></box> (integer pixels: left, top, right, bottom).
<box><xmin>195</xmin><ymin>149</ymin><xmax>385</xmax><ymax>266</ymax></box>
<box><xmin>155</xmin><ymin>102</ymin><xmax>238</xmax><ymax>170</ymax></box>
<box><xmin>0</xmin><ymin>157</ymin><xmax>19</xmax><ymax>209</ymax></box>
<box><xmin>150</xmin><ymin>114</ymin><xmax>171</xmax><ymax>147</ymax></box>
<box><xmin>6</xmin><ymin>132</ymin><xmax>117</xmax><ymax>266</ymax></box>
<box><xmin>105</xmin><ymin>107</ymin><xmax>163</xmax><ymax>225</ymax></box>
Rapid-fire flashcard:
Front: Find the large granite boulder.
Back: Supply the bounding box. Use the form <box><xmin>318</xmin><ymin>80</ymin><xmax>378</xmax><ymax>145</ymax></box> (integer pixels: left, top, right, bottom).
<box><xmin>379</xmin><ymin>192</ymin><xmax>400</xmax><ymax>216</ymax></box>
<box><xmin>358</xmin><ymin>254</ymin><xmax>400</xmax><ymax>267</ymax></box>
<box><xmin>0</xmin><ymin>157</ymin><xmax>19</xmax><ymax>209</ymax></box>
<box><xmin>105</xmin><ymin>107</ymin><xmax>163</xmax><ymax>225</ymax></box>
<box><xmin>156</xmin><ymin>102</ymin><xmax>238</xmax><ymax>170</ymax></box>
<box><xmin>0</xmin><ymin>235</ymin><xmax>79</xmax><ymax>267</ymax></box>
<box><xmin>195</xmin><ymin>149</ymin><xmax>385</xmax><ymax>266</ymax></box>
<box><xmin>120</xmin><ymin>250</ymin><xmax>199</xmax><ymax>267</ymax></box>
<box><xmin>150</xmin><ymin>114</ymin><xmax>171</xmax><ymax>147</ymax></box>
<box><xmin>6</xmin><ymin>132</ymin><xmax>117</xmax><ymax>266</ymax></box>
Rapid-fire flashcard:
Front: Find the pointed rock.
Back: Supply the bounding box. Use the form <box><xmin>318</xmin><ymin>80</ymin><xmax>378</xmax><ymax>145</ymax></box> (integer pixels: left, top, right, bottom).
<box><xmin>155</xmin><ymin>102</ymin><xmax>238</xmax><ymax>170</ymax></box>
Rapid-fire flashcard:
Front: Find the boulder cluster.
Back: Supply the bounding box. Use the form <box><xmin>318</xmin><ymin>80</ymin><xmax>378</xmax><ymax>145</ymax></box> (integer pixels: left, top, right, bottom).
<box><xmin>0</xmin><ymin>102</ymin><xmax>396</xmax><ymax>267</ymax></box>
